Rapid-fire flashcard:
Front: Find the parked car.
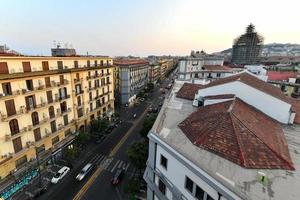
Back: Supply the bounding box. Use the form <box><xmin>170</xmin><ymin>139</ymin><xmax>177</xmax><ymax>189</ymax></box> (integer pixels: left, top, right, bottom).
<box><xmin>111</xmin><ymin>168</ymin><xmax>125</xmax><ymax>185</ymax></box>
<box><xmin>76</xmin><ymin>163</ymin><xmax>94</xmax><ymax>181</ymax></box>
<box><xmin>152</xmin><ymin>107</ymin><xmax>159</xmax><ymax>113</ymax></box>
<box><xmin>159</xmin><ymin>101</ymin><xmax>163</xmax><ymax>107</ymax></box>
<box><xmin>51</xmin><ymin>166</ymin><xmax>70</xmax><ymax>184</ymax></box>
<box><xmin>95</xmin><ymin>135</ymin><xmax>105</xmax><ymax>144</ymax></box>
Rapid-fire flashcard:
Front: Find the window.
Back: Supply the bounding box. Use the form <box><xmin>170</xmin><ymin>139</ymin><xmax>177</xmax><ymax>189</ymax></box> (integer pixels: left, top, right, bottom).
<box><xmin>22</xmin><ymin>62</ymin><xmax>31</xmax><ymax>72</ymax></box>
<box><xmin>65</xmin><ymin>129</ymin><xmax>71</xmax><ymax>137</ymax></box>
<box><xmin>25</xmin><ymin>95</ymin><xmax>36</xmax><ymax>111</ymax></box>
<box><xmin>160</xmin><ymin>154</ymin><xmax>168</xmax><ymax>169</ymax></box>
<box><xmin>88</xmin><ymin>81</ymin><xmax>92</xmax><ymax>89</ymax></box>
<box><xmin>26</xmin><ymin>80</ymin><xmax>33</xmax><ymax>91</ymax></box>
<box><xmin>0</xmin><ymin>62</ymin><xmax>9</xmax><ymax>74</ymax></box>
<box><xmin>216</xmin><ymin>73</ymin><xmax>221</xmax><ymax>78</ymax></box>
<box><xmin>206</xmin><ymin>194</ymin><xmax>214</xmax><ymax>200</ymax></box>
<box><xmin>49</xmin><ymin>106</ymin><xmax>55</xmax><ymax>118</ymax></box>
<box><xmin>88</xmin><ymin>71</ymin><xmax>91</xmax><ymax>78</ymax></box>
<box><xmin>59</xmin><ymin>75</ymin><xmax>64</xmax><ymax>84</ymax></box>
<box><xmin>42</xmin><ymin>61</ymin><xmax>49</xmax><ymax>71</ymax></box>
<box><xmin>75</xmin><ymin>84</ymin><xmax>81</xmax><ymax>94</ymax></box>
<box><xmin>45</xmin><ymin>77</ymin><xmax>51</xmax><ymax>87</ymax></box>
<box><xmin>52</xmin><ymin>136</ymin><xmax>59</xmax><ymax>145</ymax></box>
<box><xmin>89</xmin><ymin>92</ymin><xmax>92</xmax><ymax>101</ymax></box>
<box><xmin>158</xmin><ymin>179</ymin><xmax>166</xmax><ymax>195</ymax></box>
<box><xmin>50</xmin><ymin>120</ymin><xmax>57</xmax><ymax>133</ymax></box>
<box><xmin>9</xmin><ymin>119</ymin><xmax>19</xmax><ymax>135</ymax></box>
<box><xmin>195</xmin><ymin>185</ymin><xmax>204</xmax><ymax>200</ymax></box>
<box><xmin>77</xmin><ymin>96</ymin><xmax>82</xmax><ymax>106</ymax></box>
<box><xmin>94</xmin><ymin>60</ymin><xmax>98</xmax><ymax>66</ymax></box>
<box><xmin>12</xmin><ymin>137</ymin><xmax>23</xmax><ymax>153</ymax></box>
<box><xmin>74</xmin><ymin>61</ymin><xmax>79</xmax><ymax>68</ymax></box>
<box><xmin>2</xmin><ymin>82</ymin><xmax>12</xmax><ymax>95</ymax></box>
<box><xmin>60</xmin><ymin>101</ymin><xmax>67</xmax><ymax>113</ymax></box>
<box><xmin>96</xmin><ymin>100</ymin><xmax>101</xmax><ymax>108</ymax></box>
<box><xmin>34</xmin><ymin>128</ymin><xmax>42</xmax><ymax>142</ymax></box>
<box><xmin>76</xmin><ymin>73</ymin><xmax>80</xmax><ymax>80</ymax></box>
<box><xmin>78</xmin><ymin>108</ymin><xmax>83</xmax><ymax>118</ymax></box>
<box><xmin>63</xmin><ymin>115</ymin><xmax>68</xmax><ymax>126</ymax></box>
<box><xmin>59</xmin><ymin>87</ymin><xmax>67</xmax><ymax>99</ymax></box>
<box><xmin>87</xmin><ymin>60</ymin><xmax>90</xmax><ymax>67</ymax></box>
<box><xmin>90</xmin><ymin>103</ymin><xmax>93</xmax><ymax>111</ymax></box>
<box><xmin>47</xmin><ymin>90</ymin><xmax>53</xmax><ymax>103</ymax></box>
<box><xmin>185</xmin><ymin>176</ymin><xmax>194</xmax><ymax>193</ymax></box>
<box><xmin>31</xmin><ymin>112</ymin><xmax>39</xmax><ymax>126</ymax></box>
<box><xmin>57</xmin><ymin>61</ymin><xmax>63</xmax><ymax>70</ymax></box>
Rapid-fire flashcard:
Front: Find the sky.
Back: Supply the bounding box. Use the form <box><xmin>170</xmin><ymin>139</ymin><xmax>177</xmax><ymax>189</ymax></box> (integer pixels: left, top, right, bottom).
<box><xmin>1</xmin><ymin>0</ymin><xmax>300</xmax><ymax>57</ymax></box>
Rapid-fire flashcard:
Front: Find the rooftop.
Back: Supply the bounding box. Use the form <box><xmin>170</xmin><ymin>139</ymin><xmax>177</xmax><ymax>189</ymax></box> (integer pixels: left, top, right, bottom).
<box><xmin>113</xmin><ymin>59</ymin><xmax>149</xmax><ymax>66</ymax></box>
<box><xmin>151</xmin><ymin>81</ymin><xmax>300</xmax><ymax>200</ymax></box>
<box><xmin>176</xmin><ymin>83</ymin><xmax>203</xmax><ymax>100</ymax></box>
<box><xmin>267</xmin><ymin>71</ymin><xmax>298</xmax><ymax>81</ymax></box>
<box><xmin>202</xmin><ymin>65</ymin><xmax>232</xmax><ymax>71</ymax></box>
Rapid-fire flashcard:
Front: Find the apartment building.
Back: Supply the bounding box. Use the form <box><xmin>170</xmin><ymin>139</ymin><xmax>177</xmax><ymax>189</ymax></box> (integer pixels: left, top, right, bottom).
<box><xmin>149</xmin><ymin>63</ymin><xmax>161</xmax><ymax>83</ymax></box>
<box><xmin>144</xmin><ymin>72</ymin><xmax>300</xmax><ymax>200</ymax></box>
<box><xmin>114</xmin><ymin>59</ymin><xmax>149</xmax><ymax>104</ymax></box>
<box><xmin>159</xmin><ymin>59</ymin><xmax>175</xmax><ymax>78</ymax></box>
<box><xmin>178</xmin><ymin>51</ymin><xmax>227</xmax><ymax>80</ymax></box>
<box><xmin>0</xmin><ymin>56</ymin><xmax>114</xmax><ymax>180</ymax></box>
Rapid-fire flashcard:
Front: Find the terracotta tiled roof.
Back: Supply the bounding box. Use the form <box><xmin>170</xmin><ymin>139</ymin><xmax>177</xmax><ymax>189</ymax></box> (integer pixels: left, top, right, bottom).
<box><xmin>204</xmin><ymin>94</ymin><xmax>235</xmax><ymax>99</ymax></box>
<box><xmin>178</xmin><ymin>98</ymin><xmax>294</xmax><ymax>170</ymax></box>
<box><xmin>114</xmin><ymin>59</ymin><xmax>149</xmax><ymax>66</ymax></box>
<box><xmin>202</xmin><ymin>65</ymin><xmax>232</xmax><ymax>71</ymax></box>
<box><xmin>176</xmin><ymin>83</ymin><xmax>203</xmax><ymax>100</ymax></box>
<box><xmin>267</xmin><ymin>71</ymin><xmax>298</xmax><ymax>81</ymax></box>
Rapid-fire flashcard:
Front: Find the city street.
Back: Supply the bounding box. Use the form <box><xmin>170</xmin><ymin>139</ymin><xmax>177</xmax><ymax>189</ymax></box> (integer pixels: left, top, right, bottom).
<box><xmin>33</xmin><ymin>79</ymin><xmax>167</xmax><ymax>200</ymax></box>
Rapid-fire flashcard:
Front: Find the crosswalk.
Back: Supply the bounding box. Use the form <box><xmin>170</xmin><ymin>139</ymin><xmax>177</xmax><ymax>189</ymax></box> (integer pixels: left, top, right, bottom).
<box><xmin>88</xmin><ymin>154</ymin><xmax>136</xmax><ymax>175</ymax></box>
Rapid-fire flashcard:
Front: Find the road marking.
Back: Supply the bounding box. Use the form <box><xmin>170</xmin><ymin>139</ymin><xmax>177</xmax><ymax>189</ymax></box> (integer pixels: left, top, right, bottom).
<box><xmin>125</xmin><ymin>163</ymin><xmax>130</xmax><ymax>171</ymax></box>
<box><xmin>73</xmin><ymin>106</ymin><xmax>149</xmax><ymax>200</ymax></box>
<box><xmin>103</xmin><ymin>158</ymin><xmax>113</xmax><ymax>170</ymax></box>
<box><xmin>117</xmin><ymin>160</ymin><xmax>123</xmax><ymax>168</ymax></box>
<box><xmin>73</xmin><ymin>166</ymin><xmax>103</xmax><ymax>200</ymax></box>
<box><xmin>111</xmin><ymin>160</ymin><xmax>120</xmax><ymax>172</ymax></box>
<box><xmin>98</xmin><ymin>155</ymin><xmax>107</xmax><ymax>165</ymax></box>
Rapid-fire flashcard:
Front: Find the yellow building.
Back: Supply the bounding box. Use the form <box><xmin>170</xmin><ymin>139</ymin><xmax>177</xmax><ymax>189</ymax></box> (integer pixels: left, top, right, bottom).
<box><xmin>0</xmin><ymin>56</ymin><xmax>114</xmax><ymax>180</ymax></box>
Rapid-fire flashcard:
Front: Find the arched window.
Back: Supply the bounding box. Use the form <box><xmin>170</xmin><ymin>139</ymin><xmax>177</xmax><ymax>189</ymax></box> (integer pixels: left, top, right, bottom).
<box><xmin>49</xmin><ymin>106</ymin><xmax>55</xmax><ymax>119</ymax></box>
<box><xmin>31</xmin><ymin>112</ymin><xmax>39</xmax><ymax>126</ymax></box>
<box><xmin>9</xmin><ymin>119</ymin><xmax>19</xmax><ymax>135</ymax></box>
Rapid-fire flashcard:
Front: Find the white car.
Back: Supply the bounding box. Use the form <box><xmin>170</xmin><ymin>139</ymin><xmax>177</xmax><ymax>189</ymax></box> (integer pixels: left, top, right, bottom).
<box><xmin>76</xmin><ymin>163</ymin><xmax>93</xmax><ymax>181</ymax></box>
<box><xmin>51</xmin><ymin>166</ymin><xmax>70</xmax><ymax>184</ymax></box>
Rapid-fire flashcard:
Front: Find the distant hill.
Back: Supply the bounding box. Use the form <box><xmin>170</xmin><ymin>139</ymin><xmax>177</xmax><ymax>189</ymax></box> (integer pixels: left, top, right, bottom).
<box><xmin>217</xmin><ymin>43</ymin><xmax>300</xmax><ymax>57</ymax></box>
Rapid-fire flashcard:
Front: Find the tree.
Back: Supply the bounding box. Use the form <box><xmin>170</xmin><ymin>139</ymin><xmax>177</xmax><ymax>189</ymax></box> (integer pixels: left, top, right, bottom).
<box><xmin>74</xmin><ymin>132</ymin><xmax>90</xmax><ymax>149</ymax></box>
<box><xmin>123</xmin><ymin>179</ymin><xmax>141</xmax><ymax>197</ymax></box>
<box><xmin>63</xmin><ymin>147</ymin><xmax>77</xmax><ymax>164</ymax></box>
<box><xmin>89</xmin><ymin>118</ymin><xmax>109</xmax><ymax>137</ymax></box>
<box><xmin>140</xmin><ymin>115</ymin><xmax>156</xmax><ymax>138</ymax></box>
<box><xmin>126</xmin><ymin>140</ymin><xmax>148</xmax><ymax>172</ymax></box>
<box><xmin>146</xmin><ymin>82</ymin><xmax>154</xmax><ymax>91</ymax></box>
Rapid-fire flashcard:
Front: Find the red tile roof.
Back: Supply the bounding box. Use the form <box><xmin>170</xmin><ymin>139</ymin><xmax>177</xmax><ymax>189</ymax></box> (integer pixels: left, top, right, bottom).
<box><xmin>176</xmin><ymin>83</ymin><xmax>203</xmax><ymax>100</ymax></box>
<box><xmin>202</xmin><ymin>65</ymin><xmax>232</xmax><ymax>71</ymax></box>
<box><xmin>114</xmin><ymin>59</ymin><xmax>149</xmax><ymax>66</ymax></box>
<box><xmin>204</xmin><ymin>94</ymin><xmax>235</xmax><ymax>100</ymax></box>
<box><xmin>200</xmin><ymin>72</ymin><xmax>300</xmax><ymax>121</ymax></box>
<box><xmin>267</xmin><ymin>71</ymin><xmax>298</xmax><ymax>81</ymax></box>
<box><xmin>178</xmin><ymin>98</ymin><xmax>294</xmax><ymax>170</ymax></box>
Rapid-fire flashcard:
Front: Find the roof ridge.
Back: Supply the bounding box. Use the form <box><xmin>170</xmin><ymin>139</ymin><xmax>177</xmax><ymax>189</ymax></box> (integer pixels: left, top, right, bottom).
<box><xmin>228</xmin><ymin>112</ymin><xmax>245</xmax><ymax>167</ymax></box>
<box><xmin>230</xmin><ymin>111</ymin><xmax>294</xmax><ymax>170</ymax></box>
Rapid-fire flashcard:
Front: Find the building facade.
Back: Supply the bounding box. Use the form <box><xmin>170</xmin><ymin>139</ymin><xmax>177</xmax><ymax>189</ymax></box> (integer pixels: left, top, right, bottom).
<box><xmin>0</xmin><ymin>56</ymin><xmax>114</xmax><ymax>180</ymax></box>
<box><xmin>178</xmin><ymin>51</ymin><xmax>228</xmax><ymax>80</ymax></box>
<box><xmin>114</xmin><ymin>59</ymin><xmax>149</xmax><ymax>104</ymax></box>
<box><xmin>149</xmin><ymin>63</ymin><xmax>161</xmax><ymax>83</ymax></box>
<box><xmin>231</xmin><ymin>24</ymin><xmax>263</xmax><ymax>65</ymax></box>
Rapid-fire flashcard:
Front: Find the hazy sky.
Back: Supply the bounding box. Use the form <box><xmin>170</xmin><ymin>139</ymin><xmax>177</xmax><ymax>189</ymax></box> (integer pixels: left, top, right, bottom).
<box><xmin>1</xmin><ymin>0</ymin><xmax>300</xmax><ymax>56</ymax></box>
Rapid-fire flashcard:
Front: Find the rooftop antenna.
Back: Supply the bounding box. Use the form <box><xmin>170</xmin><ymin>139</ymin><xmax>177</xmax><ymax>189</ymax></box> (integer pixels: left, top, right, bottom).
<box><xmin>53</xmin><ymin>40</ymin><xmax>57</xmax><ymax>48</ymax></box>
<box><xmin>57</xmin><ymin>42</ymin><xmax>61</xmax><ymax>49</ymax></box>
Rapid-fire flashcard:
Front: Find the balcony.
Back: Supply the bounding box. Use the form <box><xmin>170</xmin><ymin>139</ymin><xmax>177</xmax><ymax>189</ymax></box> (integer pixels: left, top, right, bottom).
<box><xmin>5</xmin><ymin>127</ymin><xmax>29</xmax><ymax>141</ymax></box>
<box><xmin>73</xmin><ymin>78</ymin><xmax>83</xmax><ymax>84</ymax></box>
<box><xmin>56</xmin><ymin>94</ymin><xmax>71</xmax><ymax>102</ymax></box>
<box><xmin>0</xmin><ymin>107</ymin><xmax>26</xmax><ymax>122</ymax></box>
<box><xmin>45</xmin><ymin>119</ymin><xmax>76</xmax><ymax>137</ymax></box>
<box><xmin>75</xmin><ymin>90</ymin><xmax>84</xmax><ymax>96</ymax></box>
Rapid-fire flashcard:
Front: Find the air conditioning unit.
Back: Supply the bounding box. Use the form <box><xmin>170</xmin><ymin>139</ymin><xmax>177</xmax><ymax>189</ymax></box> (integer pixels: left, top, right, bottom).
<box><xmin>10</xmin><ymin>69</ymin><xmax>16</xmax><ymax>73</ymax></box>
<box><xmin>28</xmin><ymin>125</ymin><xmax>33</xmax><ymax>131</ymax></box>
<box><xmin>26</xmin><ymin>141</ymin><xmax>34</xmax><ymax>148</ymax></box>
<box><xmin>56</xmin><ymin>108</ymin><xmax>61</xmax><ymax>114</ymax></box>
<box><xmin>45</xmin><ymin>128</ymin><xmax>50</xmax><ymax>136</ymax></box>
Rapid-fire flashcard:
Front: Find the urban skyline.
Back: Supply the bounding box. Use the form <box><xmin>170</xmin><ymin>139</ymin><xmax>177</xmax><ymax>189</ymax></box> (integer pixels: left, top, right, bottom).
<box><xmin>1</xmin><ymin>0</ymin><xmax>300</xmax><ymax>56</ymax></box>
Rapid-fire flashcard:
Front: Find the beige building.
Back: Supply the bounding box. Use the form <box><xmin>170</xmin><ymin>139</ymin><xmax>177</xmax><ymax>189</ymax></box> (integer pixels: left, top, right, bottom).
<box><xmin>0</xmin><ymin>56</ymin><xmax>114</xmax><ymax>180</ymax></box>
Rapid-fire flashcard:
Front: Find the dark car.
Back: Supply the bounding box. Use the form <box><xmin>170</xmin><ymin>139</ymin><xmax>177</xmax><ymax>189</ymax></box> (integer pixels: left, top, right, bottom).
<box><xmin>152</xmin><ymin>107</ymin><xmax>159</xmax><ymax>113</ymax></box>
<box><xmin>111</xmin><ymin>168</ymin><xmax>125</xmax><ymax>185</ymax></box>
<box><xmin>158</xmin><ymin>102</ymin><xmax>163</xmax><ymax>107</ymax></box>
<box><xmin>95</xmin><ymin>135</ymin><xmax>105</xmax><ymax>144</ymax></box>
